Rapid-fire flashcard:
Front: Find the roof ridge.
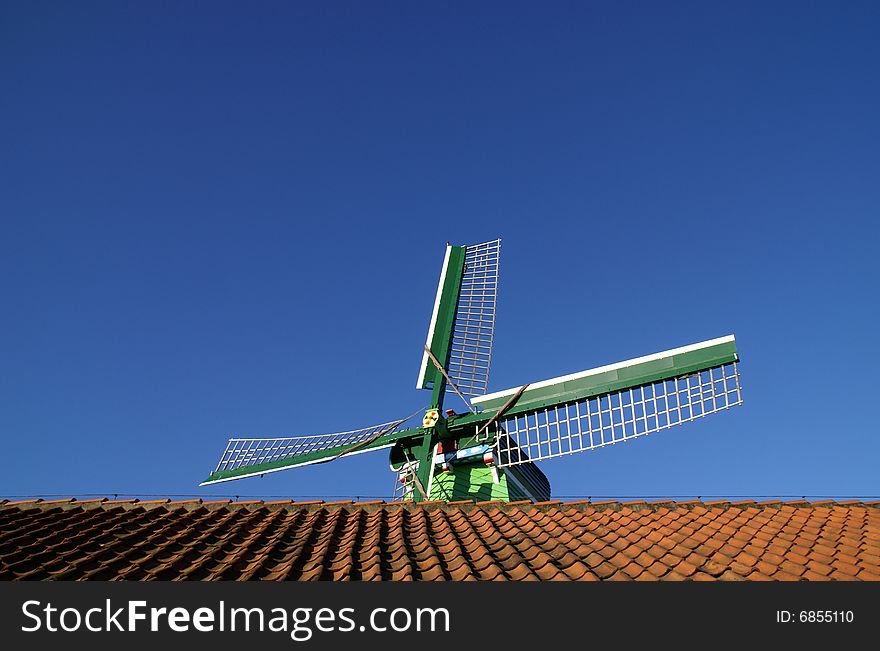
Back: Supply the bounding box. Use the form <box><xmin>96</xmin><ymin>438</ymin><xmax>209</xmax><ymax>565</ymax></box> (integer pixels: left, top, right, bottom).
<box><xmin>1</xmin><ymin>498</ymin><xmax>878</xmax><ymax>512</ymax></box>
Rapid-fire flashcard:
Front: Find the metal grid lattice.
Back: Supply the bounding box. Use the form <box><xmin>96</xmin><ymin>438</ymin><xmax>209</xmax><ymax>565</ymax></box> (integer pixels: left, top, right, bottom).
<box><xmin>213</xmin><ymin>419</ymin><xmax>406</xmax><ymax>473</ymax></box>
<box><xmin>448</xmin><ymin>239</ymin><xmax>501</xmax><ymax>398</ymax></box>
<box><xmin>494</xmin><ymin>362</ymin><xmax>742</xmax><ymax>466</ymax></box>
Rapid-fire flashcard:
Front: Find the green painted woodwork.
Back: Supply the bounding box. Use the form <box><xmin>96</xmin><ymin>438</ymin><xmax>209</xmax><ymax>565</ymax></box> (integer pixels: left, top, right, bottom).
<box><xmin>415</xmin><ymin>246</ymin><xmax>466</xmax><ymax>502</ymax></box>
<box><xmin>420</xmin><ymin>245</ymin><xmax>467</xmax><ymax>395</ymax></box>
<box><xmin>413</xmin><ymin>436</ymin><xmax>436</xmax><ymax>503</ymax></box>
<box><xmin>202</xmin><ymin>340</ymin><xmax>738</xmax><ymax>496</ymax></box>
<box><xmin>430</xmin><ymin>466</ymin><xmax>512</xmax><ymax>502</ymax></box>
<box><xmin>429</xmin><ymin>463</ymin><xmax>550</xmax><ymax>501</ymax></box>
<box><xmin>468</xmin><ymin>339</ymin><xmax>739</xmax><ymax>419</ymax></box>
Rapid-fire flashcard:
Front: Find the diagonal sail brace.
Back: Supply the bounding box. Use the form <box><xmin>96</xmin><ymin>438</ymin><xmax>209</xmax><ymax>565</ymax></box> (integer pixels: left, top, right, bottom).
<box><xmin>423</xmin><ymin>345</ymin><xmax>477</xmax><ymax>413</ymax></box>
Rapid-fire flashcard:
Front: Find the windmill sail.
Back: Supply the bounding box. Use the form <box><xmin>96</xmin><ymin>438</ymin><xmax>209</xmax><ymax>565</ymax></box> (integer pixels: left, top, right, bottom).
<box><xmin>199</xmin><ymin>234</ymin><xmax>744</xmax><ymax>504</ymax></box>
<box><xmin>200</xmin><ymin>418</ymin><xmax>413</xmax><ymax>485</ymax></box>
<box><xmin>471</xmin><ymin>336</ymin><xmax>743</xmax><ymax>466</ymax></box>
<box><xmin>416</xmin><ymin>238</ymin><xmax>501</xmax><ymax>398</ymax></box>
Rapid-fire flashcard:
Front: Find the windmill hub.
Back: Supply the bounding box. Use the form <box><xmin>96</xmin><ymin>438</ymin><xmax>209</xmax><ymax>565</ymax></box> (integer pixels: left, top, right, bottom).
<box><xmin>422</xmin><ymin>409</ymin><xmax>440</xmax><ymax>428</ymax></box>
<box><xmin>200</xmin><ymin>238</ymin><xmax>743</xmax><ymax>503</ymax></box>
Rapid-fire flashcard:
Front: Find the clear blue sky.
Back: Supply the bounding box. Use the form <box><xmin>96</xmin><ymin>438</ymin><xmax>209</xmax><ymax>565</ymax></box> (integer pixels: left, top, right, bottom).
<box><xmin>2</xmin><ymin>2</ymin><xmax>878</xmax><ymax>501</ymax></box>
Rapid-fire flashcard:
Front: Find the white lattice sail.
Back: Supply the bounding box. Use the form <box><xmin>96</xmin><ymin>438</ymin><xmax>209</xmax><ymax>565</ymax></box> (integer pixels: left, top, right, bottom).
<box><xmin>416</xmin><ymin>239</ymin><xmax>501</xmax><ymax>400</ymax></box>
<box><xmin>447</xmin><ymin>239</ymin><xmax>500</xmax><ymax>397</ymax></box>
<box><xmin>493</xmin><ymin>362</ymin><xmax>742</xmax><ymax>466</ymax></box>
<box><xmin>202</xmin><ymin>418</ymin><xmax>408</xmax><ymax>485</ymax></box>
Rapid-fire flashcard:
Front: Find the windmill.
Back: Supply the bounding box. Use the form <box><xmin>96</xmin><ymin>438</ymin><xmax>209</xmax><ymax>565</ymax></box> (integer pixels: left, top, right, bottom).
<box><xmin>200</xmin><ymin>239</ymin><xmax>742</xmax><ymax>502</ymax></box>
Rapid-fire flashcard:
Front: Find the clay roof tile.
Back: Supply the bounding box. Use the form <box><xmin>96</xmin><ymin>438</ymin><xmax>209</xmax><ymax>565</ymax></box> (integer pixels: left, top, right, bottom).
<box><xmin>1</xmin><ymin>499</ymin><xmax>877</xmax><ymax>581</ymax></box>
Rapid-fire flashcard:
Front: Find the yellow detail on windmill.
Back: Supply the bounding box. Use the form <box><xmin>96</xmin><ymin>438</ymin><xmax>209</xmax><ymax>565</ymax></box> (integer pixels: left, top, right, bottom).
<box><xmin>422</xmin><ymin>409</ymin><xmax>440</xmax><ymax>428</ymax></box>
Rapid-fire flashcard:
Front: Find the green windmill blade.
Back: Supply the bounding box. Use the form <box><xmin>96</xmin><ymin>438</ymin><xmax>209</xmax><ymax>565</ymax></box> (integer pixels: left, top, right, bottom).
<box><xmin>416</xmin><ymin>239</ymin><xmax>501</xmax><ymax>406</ymax></box>
<box><xmin>470</xmin><ymin>336</ymin><xmax>742</xmax><ymax>467</ymax></box>
<box><xmin>199</xmin><ymin>238</ymin><xmax>744</xmax><ymax>503</ymax></box>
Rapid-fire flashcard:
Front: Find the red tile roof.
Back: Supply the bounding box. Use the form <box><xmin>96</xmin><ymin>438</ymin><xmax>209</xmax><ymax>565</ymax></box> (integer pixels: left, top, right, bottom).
<box><xmin>1</xmin><ymin>499</ymin><xmax>878</xmax><ymax>581</ymax></box>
